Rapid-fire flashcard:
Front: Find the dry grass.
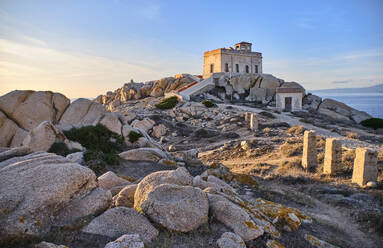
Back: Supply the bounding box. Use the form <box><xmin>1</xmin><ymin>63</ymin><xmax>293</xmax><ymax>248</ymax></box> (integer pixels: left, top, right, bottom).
<box><xmin>263</xmin><ymin>127</ymin><xmax>271</xmax><ymax>133</ymax></box>
<box><xmin>345</xmin><ymin>131</ymin><xmax>359</xmax><ymax>139</ymax></box>
<box><xmin>276</xmin><ymin>158</ymin><xmax>303</xmax><ymax>175</ymax></box>
<box><xmin>280</xmin><ymin>138</ymin><xmax>303</xmax><ymax>157</ymax></box>
<box><xmin>336</xmin><ymin>148</ymin><xmax>356</xmax><ymax>177</ymax></box>
<box><xmin>316</xmin><ymin>136</ymin><xmax>326</xmax><ymax>149</ymax></box>
<box><xmin>287</xmin><ymin>125</ymin><xmax>306</xmax><ymax>136</ymax></box>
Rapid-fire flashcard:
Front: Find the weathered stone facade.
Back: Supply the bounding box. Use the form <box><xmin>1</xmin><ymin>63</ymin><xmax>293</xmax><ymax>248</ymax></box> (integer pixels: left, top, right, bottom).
<box><xmin>352</xmin><ymin>148</ymin><xmax>378</xmax><ymax>186</ymax></box>
<box><xmin>203</xmin><ymin>42</ymin><xmax>263</xmax><ymax>78</ymax></box>
<box><xmin>302</xmin><ymin>130</ymin><xmax>317</xmax><ymax>171</ymax></box>
<box><xmin>276</xmin><ymin>88</ymin><xmax>304</xmax><ymax>112</ymax></box>
<box><xmin>323</xmin><ymin>138</ymin><xmax>342</xmax><ymax>175</ymax></box>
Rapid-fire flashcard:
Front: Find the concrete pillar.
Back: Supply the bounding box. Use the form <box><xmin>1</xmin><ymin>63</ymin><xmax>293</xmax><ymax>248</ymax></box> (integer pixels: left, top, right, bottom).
<box><xmin>249</xmin><ymin>113</ymin><xmax>259</xmax><ymax>131</ymax></box>
<box><xmin>352</xmin><ymin>148</ymin><xmax>378</xmax><ymax>186</ymax></box>
<box><xmin>323</xmin><ymin>138</ymin><xmax>342</xmax><ymax>175</ymax></box>
<box><xmin>302</xmin><ymin>130</ymin><xmax>317</xmax><ymax>171</ymax></box>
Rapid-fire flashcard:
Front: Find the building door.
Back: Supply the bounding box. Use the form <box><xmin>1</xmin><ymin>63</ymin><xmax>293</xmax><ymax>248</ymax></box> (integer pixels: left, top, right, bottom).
<box><xmin>285</xmin><ymin>97</ymin><xmax>292</xmax><ymax>112</ymax></box>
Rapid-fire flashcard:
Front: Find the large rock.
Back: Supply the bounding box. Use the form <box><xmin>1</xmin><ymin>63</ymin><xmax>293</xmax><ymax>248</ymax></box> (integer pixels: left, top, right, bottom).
<box><xmin>98</xmin><ymin>171</ymin><xmax>131</xmax><ymax>191</ymax></box>
<box><xmin>131</xmin><ymin>118</ymin><xmax>155</xmax><ymax>133</ymax></box>
<box><xmin>207</xmin><ymin>193</ymin><xmax>264</xmax><ymax>241</ymax></box>
<box><xmin>217</xmin><ymin>232</ymin><xmax>247</xmax><ymax>248</ymax></box>
<box><xmin>0</xmin><ymin>90</ymin><xmax>70</xmax><ymax>131</ymax></box>
<box><xmin>104</xmin><ymin>234</ymin><xmax>144</xmax><ymax>248</ymax></box>
<box><xmin>0</xmin><ymin>150</ymin><xmax>104</xmax><ymax>243</ymax></box>
<box><xmin>58</xmin><ymin>98</ymin><xmax>106</xmax><ymax>130</ymax></box>
<box><xmin>82</xmin><ymin>207</ymin><xmax>159</xmax><ymax>242</ymax></box>
<box><xmin>139</xmin><ymin>183</ymin><xmax>209</xmax><ymax>232</ymax></box>
<box><xmin>34</xmin><ymin>241</ymin><xmax>69</xmax><ymax>248</ymax></box>
<box><xmin>113</xmin><ymin>184</ymin><xmax>137</xmax><ymax>208</ymax></box>
<box><xmin>119</xmin><ymin>148</ymin><xmax>168</xmax><ymax>162</ymax></box>
<box><xmin>55</xmin><ymin>187</ymin><xmax>112</xmax><ymax>226</ymax></box>
<box><xmin>152</xmin><ymin>124</ymin><xmax>167</xmax><ymax>139</ymax></box>
<box><xmin>0</xmin><ymin>90</ymin><xmax>70</xmax><ymax>147</ymax></box>
<box><xmin>99</xmin><ymin>112</ymin><xmax>124</xmax><ymax>135</ymax></box>
<box><xmin>22</xmin><ymin>121</ymin><xmax>66</xmax><ymax>152</ymax></box>
<box><xmin>0</xmin><ymin>110</ymin><xmax>28</xmax><ymax>147</ymax></box>
<box><xmin>134</xmin><ymin>167</ymin><xmax>193</xmax><ymax>212</ymax></box>
<box><xmin>303</xmin><ymin>94</ymin><xmax>322</xmax><ymax>110</ymax></box>
<box><xmin>318</xmin><ymin>99</ymin><xmax>371</xmax><ymax>123</ymax></box>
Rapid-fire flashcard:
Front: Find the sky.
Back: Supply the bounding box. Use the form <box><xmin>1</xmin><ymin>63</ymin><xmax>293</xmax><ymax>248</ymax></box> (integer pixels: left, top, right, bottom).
<box><xmin>0</xmin><ymin>0</ymin><xmax>382</xmax><ymax>98</ymax></box>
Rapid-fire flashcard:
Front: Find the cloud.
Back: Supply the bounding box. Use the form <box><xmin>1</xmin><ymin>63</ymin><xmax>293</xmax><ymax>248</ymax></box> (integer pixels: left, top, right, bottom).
<box><xmin>0</xmin><ymin>38</ymin><xmax>175</xmax><ymax>98</ymax></box>
<box><xmin>332</xmin><ymin>80</ymin><xmax>352</xmax><ymax>84</ymax></box>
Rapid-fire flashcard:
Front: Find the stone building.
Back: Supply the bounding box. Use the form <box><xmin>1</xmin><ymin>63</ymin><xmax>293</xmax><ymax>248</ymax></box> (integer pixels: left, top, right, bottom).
<box><xmin>203</xmin><ymin>42</ymin><xmax>263</xmax><ymax>79</ymax></box>
<box><xmin>276</xmin><ymin>87</ymin><xmax>304</xmax><ymax>112</ymax></box>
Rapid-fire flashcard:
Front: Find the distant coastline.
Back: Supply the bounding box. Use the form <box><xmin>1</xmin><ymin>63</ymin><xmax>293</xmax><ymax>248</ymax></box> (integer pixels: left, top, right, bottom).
<box><xmin>312</xmin><ymin>83</ymin><xmax>383</xmax><ymax>94</ymax></box>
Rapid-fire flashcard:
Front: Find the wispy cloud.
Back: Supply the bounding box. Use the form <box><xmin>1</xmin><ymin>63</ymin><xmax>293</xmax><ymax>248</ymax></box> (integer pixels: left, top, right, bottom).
<box><xmin>332</xmin><ymin>80</ymin><xmax>352</xmax><ymax>84</ymax></box>
<box><xmin>264</xmin><ymin>48</ymin><xmax>383</xmax><ymax>90</ymax></box>
<box><xmin>0</xmin><ymin>37</ymin><xmax>175</xmax><ymax>97</ymax></box>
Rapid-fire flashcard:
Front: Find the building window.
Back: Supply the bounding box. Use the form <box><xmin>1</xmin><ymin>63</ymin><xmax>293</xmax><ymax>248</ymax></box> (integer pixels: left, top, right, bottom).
<box><xmin>255</xmin><ymin>65</ymin><xmax>258</xmax><ymax>73</ymax></box>
<box><xmin>225</xmin><ymin>63</ymin><xmax>229</xmax><ymax>72</ymax></box>
<box><xmin>245</xmin><ymin>65</ymin><xmax>249</xmax><ymax>73</ymax></box>
<box><xmin>210</xmin><ymin>64</ymin><xmax>214</xmax><ymax>73</ymax></box>
<box><xmin>236</xmin><ymin>64</ymin><xmax>239</xmax><ymax>73</ymax></box>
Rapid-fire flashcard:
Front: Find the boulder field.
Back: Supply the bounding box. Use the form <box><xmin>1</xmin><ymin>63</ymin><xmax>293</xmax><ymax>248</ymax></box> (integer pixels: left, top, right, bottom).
<box><xmin>0</xmin><ymin>149</ymin><xmax>313</xmax><ymax>248</ymax></box>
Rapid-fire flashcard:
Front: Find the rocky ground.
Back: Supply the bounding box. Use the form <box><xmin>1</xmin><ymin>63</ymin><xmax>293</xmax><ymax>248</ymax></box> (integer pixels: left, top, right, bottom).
<box><xmin>108</xmin><ymin>96</ymin><xmax>383</xmax><ymax>248</ymax></box>
<box><xmin>0</xmin><ymin>79</ymin><xmax>382</xmax><ymax>248</ymax></box>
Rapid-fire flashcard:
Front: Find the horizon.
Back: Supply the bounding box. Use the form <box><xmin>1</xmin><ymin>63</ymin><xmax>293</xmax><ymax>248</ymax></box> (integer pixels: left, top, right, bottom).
<box><xmin>1</xmin><ymin>0</ymin><xmax>383</xmax><ymax>98</ymax></box>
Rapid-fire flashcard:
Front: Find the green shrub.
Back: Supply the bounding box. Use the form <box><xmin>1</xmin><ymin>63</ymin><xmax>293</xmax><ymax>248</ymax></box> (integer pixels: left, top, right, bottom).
<box><xmin>48</xmin><ymin>142</ymin><xmax>80</xmax><ymax>157</ymax></box>
<box><xmin>63</xmin><ymin>123</ymin><xmax>124</xmax><ymax>153</ymax></box>
<box><xmin>128</xmin><ymin>130</ymin><xmax>143</xmax><ymax>143</ymax></box>
<box><xmin>201</xmin><ymin>100</ymin><xmax>217</xmax><ymax>108</ymax></box>
<box><xmin>48</xmin><ymin>124</ymin><xmax>126</xmax><ymax>175</ymax></box>
<box><xmin>360</xmin><ymin>118</ymin><xmax>383</xmax><ymax>130</ymax></box>
<box><xmin>155</xmin><ymin>96</ymin><xmax>179</xmax><ymax>109</ymax></box>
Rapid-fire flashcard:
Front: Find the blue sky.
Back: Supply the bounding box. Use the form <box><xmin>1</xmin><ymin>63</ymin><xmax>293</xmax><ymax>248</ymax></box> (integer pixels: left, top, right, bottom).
<box><xmin>0</xmin><ymin>0</ymin><xmax>382</xmax><ymax>97</ymax></box>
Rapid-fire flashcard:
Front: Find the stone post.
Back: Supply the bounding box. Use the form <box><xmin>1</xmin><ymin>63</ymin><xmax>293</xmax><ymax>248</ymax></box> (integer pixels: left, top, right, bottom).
<box><xmin>352</xmin><ymin>148</ymin><xmax>378</xmax><ymax>186</ymax></box>
<box><xmin>302</xmin><ymin>130</ymin><xmax>317</xmax><ymax>171</ymax></box>
<box><xmin>323</xmin><ymin>138</ymin><xmax>342</xmax><ymax>175</ymax></box>
<box><xmin>249</xmin><ymin>113</ymin><xmax>259</xmax><ymax>131</ymax></box>
<box><xmin>244</xmin><ymin>112</ymin><xmax>250</xmax><ymax>122</ymax></box>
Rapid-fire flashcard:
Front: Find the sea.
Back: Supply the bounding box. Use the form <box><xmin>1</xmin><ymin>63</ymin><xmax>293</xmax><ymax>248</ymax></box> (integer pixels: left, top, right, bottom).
<box><xmin>313</xmin><ymin>92</ymin><xmax>383</xmax><ymax>119</ymax></box>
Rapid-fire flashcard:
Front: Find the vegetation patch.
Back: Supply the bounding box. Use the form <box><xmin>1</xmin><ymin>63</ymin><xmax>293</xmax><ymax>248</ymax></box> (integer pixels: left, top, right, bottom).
<box><xmin>61</xmin><ymin>124</ymin><xmax>124</xmax><ymax>175</ymax></box>
<box><xmin>48</xmin><ymin>142</ymin><xmax>80</xmax><ymax>157</ymax></box>
<box><xmin>155</xmin><ymin>96</ymin><xmax>179</xmax><ymax>109</ymax></box>
<box><xmin>287</xmin><ymin>125</ymin><xmax>306</xmax><ymax>136</ymax></box>
<box><xmin>280</xmin><ymin>138</ymin><xmax>303</xmax><ymax>157</ymax></box>
<box><xmin>128</xmin><ymin>130</ymin><xmax>143</xmax><ymax>143</ymax></box>
<box><xmin>360</xmin><ymin>118</ymin><xmax>383</xmax><ymax>129</ymax></box>
<box><xmin>201</xmin><ymin>100</ymin><xmax>217</xmax><ymax>108</ymax></box>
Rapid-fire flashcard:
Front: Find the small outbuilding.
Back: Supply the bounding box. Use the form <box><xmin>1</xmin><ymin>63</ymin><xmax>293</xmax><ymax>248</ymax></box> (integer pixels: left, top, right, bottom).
<box><xmin>276</xmin><ymin>87</ymin><xmax>304</xmax><ymax>112</ymax></box>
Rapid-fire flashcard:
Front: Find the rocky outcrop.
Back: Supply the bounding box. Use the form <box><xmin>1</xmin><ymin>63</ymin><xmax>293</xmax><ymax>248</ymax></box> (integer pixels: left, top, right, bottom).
<box><xmin>303</xmin><ymin>94</ymin><xmax>322</xmax><ymax>111</ymax></box>
<box><xmin>217</xmin><ymin>232</ymin><xmax>247</xmax><ymax>248</ymax></box>
<box><xmin>34</xmin><ymin>241</ymin><xmax>69</xmax><ymax>248</ymax></box>
<box><xmin>98</xmin><ymin>171</ymin><xmax>132</xmax><ymax>195</ymax></box>
<box><xmin>82</xmin><ymin>207</ymin><xmax>159</xmax><ymax>242</ymax></box>
<box><xmin>318</xmin><ymin>98</ymin><xmax>371</xmax><ymax>123</ymax></box>
<box><xmin>0</xmin><ymin>90</ymin><xmax>70</xmax><ymax>147</ymax></box>
<box><xmin>113</xmin><ymin>184</ymin><xmax>138</xmax><ymax>208</ymax></box>
<box><xmin>58</xmin><ymin>98</ymin><xmax>106</xmax><ymax>131</ymax></box>
<box><xmin>0</xmin><ymin>90</ymin><xmax>70</xmax><ymax>130</ymax></box>
<box><xmin>119</xmin><ymin>148</ymin><xmax>168</xmax><ymax>162</ymax></box>
<box><xmin>104</xmin><ymin>234</ymin><xmax>144</xmax><ymax>248</ymax></box>
<box><xmin>139</xmin><ymin>183</ymin><xmax>209</xmax><ymax>232</ymax></box>
<box><xmin>207</xmin><ymin>193</ymin><xmax>264</xmax><ymax>241</ymax></box>
<box><xmin>134</xmin><ymin>167</ymin><xmax>193</xmax><ymax>211</ymax></box>
<box><xmin>22</xmin><ymin>121</ymin><xmax>67</xmax><ymax>152</ymax></box>
<box><xmin>0</xmin><ymin>149</ymin><xmax>110</xmax><ymax>243</ymax></box>
<box><xmin>133</xmin><ymin>168</ymin><xmax>209</xmax><ymax>232</ymax></box>
<box><xmin>94</xmin><ymin>75</ymin><xmax>196</xmax><ymax>111</ymax></box>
